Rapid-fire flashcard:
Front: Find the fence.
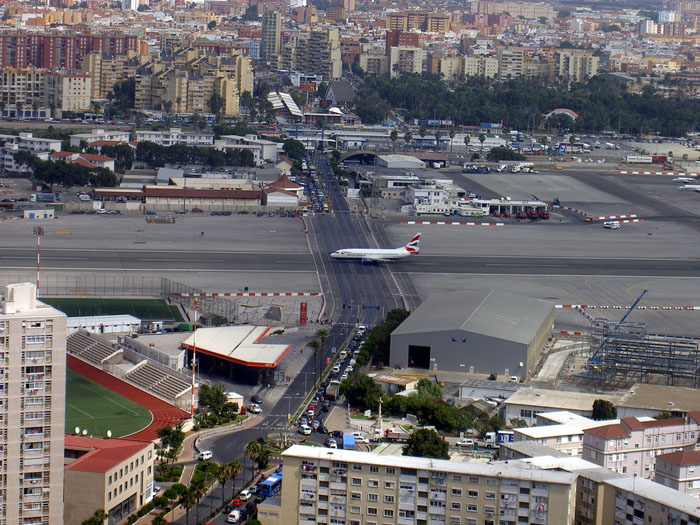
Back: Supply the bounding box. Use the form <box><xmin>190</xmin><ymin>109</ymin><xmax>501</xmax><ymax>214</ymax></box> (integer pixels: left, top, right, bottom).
<box><xmin>0</xmin><ymin>273</ymin><xmax>162</xmax><ymax>297</ymax></box>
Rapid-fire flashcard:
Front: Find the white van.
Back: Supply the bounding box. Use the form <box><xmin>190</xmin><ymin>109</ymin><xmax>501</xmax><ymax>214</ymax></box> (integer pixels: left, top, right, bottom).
<box><xmin>298</xmin><ymin>424</ymin><xmax>312</xmax><ymax>435</ymax></box>
<box><xmin>339</xmin><ymin>350</ymin><xmax>347</xmax><ymax>360</ymax></box>
<box><xmin>227</xmin><ymin>509</ymin><xmax>241</xmax><ymax>523</ymax></box>
<box><xmin>604</xmin><ymin>221</ymin><xmax>620</xmax><ymax>230</ymax></box>
<box><xmin>197</xmin><ymin>450</ymin><xmax>213</xmax><ymax>460</ymax></box>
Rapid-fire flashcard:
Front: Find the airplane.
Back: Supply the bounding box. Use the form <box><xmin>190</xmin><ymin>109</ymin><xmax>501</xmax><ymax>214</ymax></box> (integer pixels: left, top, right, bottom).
<box><xmin>673</xmin><ymin>177</ymin><xmax>698</xmax><ymax>182</ymax></box>
<box><xmin>331</xmin><ymin>233</ymin><xmax>421</xmax><ymax>263</ymax></box>
<box><xmin>679</xmin><ymin>184</ymin><xmax>700</xmax><ymax>192</ymax></box>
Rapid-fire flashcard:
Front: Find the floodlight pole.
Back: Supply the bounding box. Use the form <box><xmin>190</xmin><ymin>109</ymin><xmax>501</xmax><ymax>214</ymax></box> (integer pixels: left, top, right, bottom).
<box><xmin>33</xmin><ymin>227</ymin><xmax>44</xmax><ymax>297</ymax></box>
<box><xmin>190</xmin><ymin>298</ymin><xmax>198</xmax><ymax>417</ymax></box>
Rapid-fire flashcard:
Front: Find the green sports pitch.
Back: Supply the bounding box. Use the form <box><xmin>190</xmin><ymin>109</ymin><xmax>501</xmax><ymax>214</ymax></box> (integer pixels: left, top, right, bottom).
<box><xmin>43</xmin><ymin>298</ymin><xmax>184</xmax><ymax>322</ymax></box>
<box><xmin>65</xmin><ymin>370</ymin><xmax>152</xmax><ymax>438</ymax></box>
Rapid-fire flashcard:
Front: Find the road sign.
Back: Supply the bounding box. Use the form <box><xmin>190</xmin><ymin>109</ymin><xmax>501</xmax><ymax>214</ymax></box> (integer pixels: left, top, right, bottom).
<box><xmin>363</xmin><ymin>305</ymin><xmax>380</xmax><ymax>310</ymax></box>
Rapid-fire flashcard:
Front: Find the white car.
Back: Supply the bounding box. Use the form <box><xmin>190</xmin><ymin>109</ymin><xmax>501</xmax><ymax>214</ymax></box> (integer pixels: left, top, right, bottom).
<box><xmin>354</xmin><ymin>435</ymin><xmax>370</xmax><ymax>444</ymax></box>
<box><xmin>341</xmin><ymin>372</ymin><xmax>349</xmax><ymax>381</ymax></box>
<box><xmin>604</xmin><ymin>221</ymin><xmax>620</xmax><ymax>230</ymax></box>
<box><xmin>239</xmin><ymin>489</ymin><xmax>252</xmax><ymax>501</ymax></box>
<box><xmin>332</xmin><ymin>365</ymin><xmax>341</xmax><ymax>374</ymax></box>
<box><xmin>248</xmin><ymin>403</ymin><xmax>262</xmax><ymax>414</ymax></box>
<box><xmin>227</xmin><ymin>509</ymin><xmax>241</xmax><ymax>523</ymax></box>
<box><xmin>456</xmin><ymin>438</ymin><xmax>475</xmax><ymax>448</ymax></box>
<box><xmin>197</xmin><ymin>450</ymin><xmax>213</xmax><ymax>461</ymax></box>
<box><xmin>298</xmin><ymin>424</ymin><xmax>312</xmax><ymax>435</ymax></box>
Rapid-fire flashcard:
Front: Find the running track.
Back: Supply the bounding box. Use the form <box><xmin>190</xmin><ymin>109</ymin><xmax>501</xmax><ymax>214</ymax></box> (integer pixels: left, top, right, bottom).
<box><xmin>67</xmin><ymin>355</ymin><xmax>190</xmax><ymax>442</ymax></box>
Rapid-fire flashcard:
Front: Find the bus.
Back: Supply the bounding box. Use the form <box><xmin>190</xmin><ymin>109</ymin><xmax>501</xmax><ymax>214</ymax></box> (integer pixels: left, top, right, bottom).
<box><xmin>259</xmin><ymin>474</ymin><xmax>282</xmax><ymax>497</ymax></box>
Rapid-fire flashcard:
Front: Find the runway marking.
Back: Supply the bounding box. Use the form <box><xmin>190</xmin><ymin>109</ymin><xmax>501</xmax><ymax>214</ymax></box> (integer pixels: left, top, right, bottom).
<box><xmin>0</xmin><ymin>266</ymin><xmax>317</xmax><ymax>273</ymax></box>
<box><xmin>137</xmin><ymin>258</ymin><xmax>226</xmax><ymax>262</ymax></box>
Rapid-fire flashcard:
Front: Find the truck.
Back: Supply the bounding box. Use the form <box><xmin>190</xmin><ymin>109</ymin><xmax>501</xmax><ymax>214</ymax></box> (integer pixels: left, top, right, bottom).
<box><xmin>484</xmin><ymin>430</ymin><xmax>514</xmax><ymax>449</ymax></box>
<box><xmin>623</xmin><ymin>155</ymin><xmax>668</xmax><ymax>164</ymax></box>
<box><xmin>384</xmin><ymin>427</ymin><xmax>411</xmax><ymax>443</ymax></box>
<box><xmin>325</xmin><ymin>380</ymin><xmax>341</xmax><ymax>400</ymax></box>
<box><xmin>31</xmin><ymin>193</ymin><xmax>54</xmax><ymax>203</ymax></box>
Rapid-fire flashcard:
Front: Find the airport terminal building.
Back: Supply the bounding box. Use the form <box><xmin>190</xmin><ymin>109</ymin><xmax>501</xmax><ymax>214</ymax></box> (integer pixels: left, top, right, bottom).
<box><xmin>389</xmin><ymin>291</ymin><xmax>554</xmax><ymax>378</ymax></box>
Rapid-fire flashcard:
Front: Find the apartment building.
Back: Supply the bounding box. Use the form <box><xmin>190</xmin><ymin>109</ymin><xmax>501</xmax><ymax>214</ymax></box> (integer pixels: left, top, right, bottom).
<box><xmin>385</xmin><ymin>30</ymin><xmax>419</xmax><ymax>56</ymax></box>
<box><xmin>0</xmin><ymin>282</ymin><xmax>67</xmax><ymax>524</ymax></box>
<box><xmin>134</xmin><ymin>52</ymin><xmax>252</xmax><ymax>116</ymax></box>
<box><xmin>358</xmin><ymin>53</ymin><xmax>388</xmax><ymax>75</ymax></box>
<box><xmin>386</xmin><ymin>12</ymin><xmax>450</xmax><ymax>32</ymax></box>
<box><xmin>135</xmin><ymin>128</ymin><xmax>215</xmax><ymax>147</ymax></box>
<box><xmin>261</xmin><ymin>11</ymin><xmax>281</xmax><ymax>62</ymax></box>
<box><xmin>64</xmin><ymin>435</ymin><xmax>155</xmax><ymax>524</ymax></box>
<box><xmin>81</xmin><ymin>51</ymin><xmax>146</xmax><ymax>100</ymax></box>
<box><xmin>0</xmin><ymin>33</ymin><xmax>139</xmax><ymax>70</ymax></box>
<box><xmin>555</xmin><ymin>49</ymin><xmax>600</xmax><ymax>83</ymax></box>
<box><xmin>427</xmin><ymin>55</ymin><xmax>462</xmax><ymax>81</ymax></box>
<box><xmin>389</xmin><ymin>46</ymin><xmax>423</xmax><ymax>77</ymax></box>
<box><xmin>582</xmin><ymin>415</ymin><xmax>700</xmax><ymax>478</ymax></box>
<box><xmin>476</xmin><ymin>1</ymin><xmax>554</xmax><ymax>20</ymax></box>
<box><xmin>0</xmin><ymin>67</ymin><xmax>44</xmax><ymax>110</ymax></box>
<box><xmin>654</xmin><ymin>449</ymin><xmax>700</xmax><ymax>496</ymax></box>
<box><xmin>280</xmin><ymin>28</ymin><xmax>342</xmax><ymax>81</ymax></box>
<box><xmin>44</xmin><ymin>71</ymin><xmax>91</xmax><ymax>115</ymax></box>
<box><xmin>497</xmin><ymin>47</ymin><xmax>524</xmax><ymax>79</ymax></box>
<box><xmin>269</xmin><ymin>444</ymin><xmax>578</xmax><ymax>525</ymax></box>
<box><xmin>70</xmin><ymin>128</ymin><xmax>131</xmax><ymax>148</ymax></box>
<box><xmin>463</xmin><ymin>56</ymin><xmax>499</xmax><ymax>79</ymax></box>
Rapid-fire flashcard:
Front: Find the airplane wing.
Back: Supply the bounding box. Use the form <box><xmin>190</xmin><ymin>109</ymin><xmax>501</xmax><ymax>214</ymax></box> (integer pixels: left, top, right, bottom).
<box><xmin>362</xmin><ymin>256</ymin><xmax>393</xmax><ymax>263</ymax></box>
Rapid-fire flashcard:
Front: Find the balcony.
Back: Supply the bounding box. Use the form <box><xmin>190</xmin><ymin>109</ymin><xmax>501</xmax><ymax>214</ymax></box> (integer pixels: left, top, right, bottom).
<box><xmin>301</xmin><ymin>480</ymin><xmax>317</xmax><ymax>492</ymax></box>
<box><xmin>400</xmin><ymin>474</ymin><xmax>417</xmax><ymax>483</ymax></box>
<box><xmin>330</xmin><ymin>481</ymin><xmax>346</xmax><ymax>491</ymax></box>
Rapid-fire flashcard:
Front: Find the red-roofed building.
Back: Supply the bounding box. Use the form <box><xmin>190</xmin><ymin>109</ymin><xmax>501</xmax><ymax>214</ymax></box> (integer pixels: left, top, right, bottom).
<box><xmin>49</xmin><ymin>151</ymin><xmax>115</xmax><ymax>171</ymax></box>
<box><xmin>655</xmin><ymin>449</ymin><xmax>700</xmax><ymax>496</ymax></box>
<box><xmin>64</xmin><ymin>434</ymin><xmax>156</xmax><ymax>525</ymax></box>
<box><xmin>583</xmin><ymin>416</ymin><xmax>700</xmax><ymax>479</ymax></box>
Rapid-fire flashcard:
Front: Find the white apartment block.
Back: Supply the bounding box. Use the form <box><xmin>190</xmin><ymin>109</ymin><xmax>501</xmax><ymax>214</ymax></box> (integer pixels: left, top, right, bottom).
<box><xmin>135</xmin><ymin>128</ymin><xmax>215</xmax><ymax>147</ymax></box>
<box><xmin>217</xmin><ymin>134</ymin><xmax>279</xmax><ymax>164</ymax></box>
<box><xmin>0</xmin><ymin>132</ymin><xmax>62</xmax><ymax>154</ymax></box>
<box><xmin>463</xmin><ymin>56</ymin><xmax>499</xmax><ymax>79</ymax></box>
<box><xmin>70</xmin><ymin>129</ymin><xmax>132</xmax><ymax>148</ymax></box>
<box><xmin>389</xmin><ymin>46</ymin><xmax>423</xmax><ymax>78</ymax></box>
<box><xmin>265</xmin><ymin>444</ymin><xmax>578</xmax><ymax>525</ymax></box>
<box><xmin>0</xmin><ymin>282</ymin><xmax>66</xmax><ymax>525</ymax></box>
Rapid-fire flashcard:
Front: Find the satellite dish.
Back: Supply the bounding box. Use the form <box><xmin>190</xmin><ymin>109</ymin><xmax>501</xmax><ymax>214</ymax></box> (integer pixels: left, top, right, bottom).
<box><xmin>75</xmin><ymin>427</ymin><xmax>80</xmax><ymax>435</ymax></box>
<box><xmin>82</xmin><ymin>429</ymin><xmax>88</xmax><ymax>436</ymax></box>
<box><xmin>107</xmin><ymin>430</ymin><xmax>112</xmax><ymax>438</ymax></box>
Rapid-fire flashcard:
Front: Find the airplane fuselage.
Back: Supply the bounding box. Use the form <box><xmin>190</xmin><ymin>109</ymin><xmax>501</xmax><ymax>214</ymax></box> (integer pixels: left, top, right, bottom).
<box><xmin>330</xmin><ymin>248</ymin><xmax>412</xmax><ymax>261</ymax></box>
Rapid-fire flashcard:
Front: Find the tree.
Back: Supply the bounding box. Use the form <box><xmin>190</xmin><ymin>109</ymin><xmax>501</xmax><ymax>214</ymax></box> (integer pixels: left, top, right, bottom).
<box><xmin>245</xmin><ymin>437</ymin><xmax>274</xmax><ymax>473</ymax></box>
<box><xmin>16</xmin><ymin>101</ymin><xmax>23</xmax><ymax>119</ymax></box>
<box><xmin>207</xmin><ymin>20</ymin><xmax>217</xmax><ymax>30</ymax></box>
<box><xmin>592</xmin><ymin>399</ymin><xmax>616</xmax><ymax>420</ymax></box>
<box><xmin>415</xmin><ymin>378</ymin><xmax>442</xmax><ymax>399</ymax></box>
<box><xmin>176</xmin><ymin>96</ymin><xmax>182</xmax><ymax>113</ymax></box>
<box><xmin>448</xmin><ymin>128</ymin><xmax>456</xmax><ymax>153</ymax></box>
<box><xmin>162</xmin><ymin>100</ymin><xmax>173</xmax><ymax>114</ymax></box>
<box><xmin>463</xmin><ymin>134</ymin><xmax>470</xmax><ymax>153</ymax></box>
<box><xmin>557</xmin><ymin>8</ymin><xmax>571</xmax><ymax>18</ymax></box>
<box><xmin>190</xmin><ymin>478</ymin><xmax>206</xmax><ymax>525</ymax></box>
<box><xmin>283</xmin><ymin>138</ymin><xmax>305</xmax><ymax>160</ymax></box>
<box><xmin>478</xmin><ymin>133</ymin><xmax>486</xmax><ymax>153</ymax></box>
<box><xmin>487</xmin><ymin>147</ymin><xmax>526</xmax><ymax>161</ymax></box>
<box><xmin>217</xmin><ymin>462</ymin><xmax>231</xmax><ymax>507</ymax></box>
<box><xmin>81</xmin><ymin>509</ymin><xmax>107</xmax><ymax>525</ymax></box>
<box><xmin>179</xmin><ymin>489</ymin><xmax>196</xmax><ymax>525</ymax></box>
<box><xmin>434</xmin><ymin>130</ymin><xmax>442</xmax><ymax>151</ymax></box>
<box><xmin>403</xmin><ymin>428</ymin><xmax>449</xmax><ymax>459</ymax></box>
<box><xmin>339</xmin><ymin>370</ymin><xmax>383</xmax><ymax>411</ymax></box>
<box><xmin>199</xmin><ymin>384</ymin><xmax>228</xmax><ymax>416</ymax></box>
<box><xmin>419</xmin><ymin>126</ymin><xmax>427</xmax><ymax>149</ymax></box>
<box><xmin>209</xmin><ymin>92</ymin><xmax>224</xmax><ymax>119</ymax></box>
<box><xmin>229</xmin><ymin>459</ymin><xmax>242</xmax><ymax>499</ymax></box>
<box><xmin>404</xmin><ymin>132</ymin><xmax>412</xmax><ymax>149</ymax></box>
<box><xmin>306</xmin><ymin>339</ymin><xmax>322</xmax><ymax>386</ymax></box>
<box><xmin>151</xmin><ymin>515</ymin><xmax>167</xmax><ymax>525</ymax></box>
<box><xmin>390</xmin><ymin>128</ymin><xmax>398</xmax><ymax>152</ymax></box>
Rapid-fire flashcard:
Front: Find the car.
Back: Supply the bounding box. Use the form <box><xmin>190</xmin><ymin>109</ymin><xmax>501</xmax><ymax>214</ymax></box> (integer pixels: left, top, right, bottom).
<box><xmin>232</xmin><ymin>498</ymin><xmax>244</xmax><ymax>507</ymax></box>
<box><xmin>330</xmin><ymin>430</ymin><xmax>343</xmax><ymax>439</ymax></box>
<box><xmin>223</xmin><ymin>504</ymin><xmax>234</xmax><ymax>514</ymax></box>
<box><xmin>604</xmin><ymin>221</ymin><xmax>620</xmax><ymax>230</ymax></box>
<box><xmin>153</xmin><ymin>485</ymin><xmax>162</xmax><ymax>493</ymax></box>
<box><xmin>354</xmin><ymin>435</ymin><xmax>370</xmax><ymax>444</ymax></box>
<box><xmin>331</xmin><ymin>365</ymin><xmax>341</xmax><ymax>374</ymax></box>
<box><xmin>239</xmin><ymin>489</ymin><xmax>252</xmax><ymax>501</ymax></box>
<box><xmin>97</xmin><ymin>209</ymin><xmax>108</xmax><ymax>214</ymax></box>
<box><xmin>298</xmin><ymin>424</ymin><xmax>312</xmax><ymax>435</ymax></box>
<box><xmin>254</xmin><ymin>495</ymin><xmax>266</xmax><ymax>504</ymax></box>
<box><xmin>341</xmin><ymin>373</ymin><xmax>349</xmax><ymax>381</ymax></box>
<box><xmin>317</xmin><ymin>425</ymin><xmax>329</xmax><ymax>434</ymax></box>
<box><xmin>250</xmin><ymin>395</ymin><xmax>263</xmax><ymax>405</ymax></box>
<box><xmin>227</xmin><ymin>509</ymin><xmax>241</xmax><ymax>523</ymax></box>
<box><xmin>197</xmin><ymin>450</ymin><xmax>213</xmax><ymax>460</ymax></box>
<box><xmin>248</xmin><ymin>403</ymin><xmax>262</xmax><ymax>414</ymax></box>
<box><xmin>492</xmin><ymin>211</ymin><xmax>501</xmax><ymax>217</ymax></box>
<box><xmin>456</xmin><ymin>438</ymin><xmax>475</xmax><ymax>448</ymax></box>
<box><xmin>326</xmin><ymin>438</ymin><xmax>338</xmax><ymax>448</ymax></box>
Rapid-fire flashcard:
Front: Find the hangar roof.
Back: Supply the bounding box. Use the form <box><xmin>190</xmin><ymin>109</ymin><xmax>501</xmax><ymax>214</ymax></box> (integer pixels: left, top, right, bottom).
<box><xmin>181</xmin><ymin>326</ymin><xmax>288</xmax><ymax>368</ymax></box>
<box><xmin>392</xmin><ymin>291</ymin><xmax>553</xmax><ymax>345</ymax></box>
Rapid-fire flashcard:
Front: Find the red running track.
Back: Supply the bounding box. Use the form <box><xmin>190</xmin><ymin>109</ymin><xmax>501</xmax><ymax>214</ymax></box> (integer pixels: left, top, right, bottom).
<box><xmin>67</xmin><ymin>354</ymin><xmax>190</xmax><ymax>442</ymax></box>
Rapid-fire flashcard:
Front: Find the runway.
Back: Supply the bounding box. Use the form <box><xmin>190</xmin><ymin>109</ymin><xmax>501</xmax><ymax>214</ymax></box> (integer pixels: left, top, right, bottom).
<box><xmin>2</xmin><ymin>247</ymin><xmax>698</xmax><ymax>277</ymax></box>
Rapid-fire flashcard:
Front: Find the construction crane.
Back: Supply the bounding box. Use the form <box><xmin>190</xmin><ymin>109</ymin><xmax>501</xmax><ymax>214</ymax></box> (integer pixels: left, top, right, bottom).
<box><xmin>589</xmin><ymin>289</ymin><xmax>647</xmax><ymax>366</ymax></box>
<box><xmin>613</xmin><ymin>289</ymin><xmax>648</xmax><ymax>331</ymax></box>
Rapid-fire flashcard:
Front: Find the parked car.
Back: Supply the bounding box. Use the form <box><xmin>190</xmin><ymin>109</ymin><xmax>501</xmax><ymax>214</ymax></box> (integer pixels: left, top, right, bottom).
<box><xmin>248</xmin><ymin>403</ymin><xmax>262</xmax><ymax>414</ymax></box>
<box><xmin>250</xmin><ymin>395</ymin><xmax>263</xmax><ymax>405</ymax></box>
<box><xmin>456</xmin><ymin>438</ymin><xmax>475</xmax><ymax>448</ymax></box>
<box><xmin>239</xmin><ymin>489</ymin><xmax>252</xmax><ymax>501</ymax></box>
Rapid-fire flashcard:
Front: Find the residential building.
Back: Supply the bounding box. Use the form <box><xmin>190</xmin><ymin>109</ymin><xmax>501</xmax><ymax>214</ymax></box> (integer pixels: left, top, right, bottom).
<box><xmin>49</xmin><ymin>151</ymin><xmax>116</xmax><ymax>171</ymax></box>
<box><xmin>0</xmin><ymin>282</ymin><xmax>67</xmax><ymax>525</ymax></box>
<box><xmin>582</xmin><ymin>415</ymin><xmax>700</xmax><ymax>478</ymax></box>
<box><xmin>122</xmin><ymin>0</ymin><xmax>138</xmax><ymax>10</ymax></box>
<box><xmin>0</xmin><ymin>131</ymin><xmax>61</xmax><ymax>153</ymax></box>
<box><xmin>389</xmin><ymin>45</ymin><xmax>423</xmax><ymax>77</ymax></box>
<box><xmin>654</xmin><ymin>449</ymin><xmax>700</xmax><ymax>496</ymax></box>
<box><xmin>476</xmin><ymin>1</ymin><xmax>554</xmax><ymax>20</ymax></box>
<box><xmin>497</xmin><ymin>47</ymin><xmax>525</xmax><ymax>79</ymax></box>
<box><xmin>135</xmin><ymin>128</ymin><xmax>215</xmax><ymax>147</ymax></box>
<box><xmin>64</xmin><ymin>435</ymin><xmax>156</xmax><ymax>524</ymax></box>
<box><xmin>428</xmin><ymin>54</ymin><xmax>462</xmax><ymax>81</ymax></box>
<box><xmin>70</xmin><ymin>129</ymin><xmax>131</xmax><ymax>148</ymax></box>
<box><xmin>261</xmin><ymin>11</ymin><xmax>281</xmax><ymax>62</ymax></box>
<box><xmin>81</xmin><ymin>51</ymin><xmax>146</xmax><ymax>100</ymax></box>
<box><xmin>269</xmin><ymin>445</ymin><xmax>578</xmax><ymax>525</ymax></box>
<box><xmin>616</xmin><ymin>383</ymin><xmax>700</xmax><ymax>418</ymax></box>
<box><xmin>386</xmin><ymin>12</ymin><xmax>450</xmax><ymax>32</ymax></box>
<box><xmin>44</xmin><ymin>71</ymin><xmax>91</xmax><ymax>116</ymax></box>
<box><xmin>385</xmin><ymin>29</ymin><xmax>419</xmax><ymax>56</ymax></box>
<box><xmin>556</xmin><ymin>49</ymin><xmax>600</xmax><ymax>83</ymax></box>
<box><xmin>280</xmin><ymin>28</ymin><xmax>342</xmax><ymax>81</ymax></box>
<box><xmin>217</xmin><ymin>134</ymin><xmax>279</xmax><ymax>163</ymax></box>
<box><xmin>0</xmin><ymin>33</ymin><xmax>140</xmax><ymax>70</ymax></box>
<box><xmin>0</xmin><ymin>67</ymin><xmax>45</xmax><ymax>112</ymax></box>
<box><xmin>358</xmin><ymin>52</ymin><xmax>388</xmax><ymax>75</ymax></box>
<box><xmin>463</xmin><ymin>55</ymin><xmax>499</xmax><ymax>78</ymax></box>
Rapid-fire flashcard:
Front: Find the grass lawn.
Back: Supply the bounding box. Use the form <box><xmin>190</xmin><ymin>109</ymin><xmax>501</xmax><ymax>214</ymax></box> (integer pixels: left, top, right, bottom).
<box><xmin>43</xmin><ymin>298</ymin><xmax>184</xmax><ymax>322</ymax></box>
<box><xmin>65</xmin><ymin>369</ymin><xmax>152</xmax><ymax>438</ymax></box>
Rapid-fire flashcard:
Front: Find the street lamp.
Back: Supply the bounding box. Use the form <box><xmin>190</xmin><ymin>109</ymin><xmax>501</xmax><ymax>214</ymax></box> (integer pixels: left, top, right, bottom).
<box><xmin>33</xmin><ymin>226</ymin><xmax>44</xmax><ymax>297</ymax></box>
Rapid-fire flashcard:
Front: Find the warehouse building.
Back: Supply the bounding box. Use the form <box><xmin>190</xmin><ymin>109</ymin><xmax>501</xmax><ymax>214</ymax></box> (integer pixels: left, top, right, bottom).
<box><xmin>389</xmin><ymin>291</ymin><xmax>554</xmax><ymax>378</ymax></box>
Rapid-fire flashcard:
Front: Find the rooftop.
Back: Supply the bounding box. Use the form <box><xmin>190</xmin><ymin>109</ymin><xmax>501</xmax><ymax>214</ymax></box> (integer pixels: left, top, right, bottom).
<box><xmin>282</xmin><ymin>445</ymin><xmax>577</xmax><ymax>485</ymax></box>
<box><xmin>504</xmin><ymin>387</ymin><xmax>620</xmax><ymax>411</ymax></box>
<box><xmin>607</xmin><ymin>476</ymin><xmax>700</xmax><ymax>517</ymax></box>
<box><xmin>619</xmin><ymin>383</ymin><xmax>700</xmax><ymax>414</ymax></box>
<box><xmin>65</xmin><ymin>435</ymin><xmax>151</xmax><ymax>473</ymax></box>
<box><xmin>181</xmin><ymin>326</ymin><xmax>288</xmax><ymax>368</ymax></box>
<box><xmin>656</xmin><ymin>449</ymin><xmax>700</xmax><ymax>467</ymax></box>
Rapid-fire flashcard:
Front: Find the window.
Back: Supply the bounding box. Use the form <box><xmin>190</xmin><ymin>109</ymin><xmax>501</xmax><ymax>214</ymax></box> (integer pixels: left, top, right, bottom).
<box><xmin>368</xmin><ymin>480</ymin><xmax>378</xmax><ymax>488</ymax></box>
<box><xmin>452</xmin><ymin>474</ymin><xmax>462</xmax><ymax>482</ymax></box>
<box><xmin>451</xmin><ymin>502</ymin><xmax>461</xmax><ymax>510</ymax></box>
<box><xmin>368</xmin><ymin>494</ymin><xmax>378</xmax><ymax>502</ymax></box>
<box><xmin>384</xmin><ymin>495</ymin><xmax>395</xmax><ymax>503</ymax></box>
<box><xmin>451</xmin><ymin>488</ymin><xmax>462</xmax><ymax>496</ymax></box>
<box><xmin>469</xmin><ymin>476</ymin><xmax>479</xmax><ymax>484</ymax></box>
<box><xmin>385</xmin><ymin>481</ymin><xmax>395</xmax><ymax>489</ymax></box>
<box><xmin>383</xmin><ymin>509</ymin><xmax>394</xmax><ymax>517</ymax></box>
<box><xmin>520</xmin><ymin>409</ymin><xmax>532</xmax><ymax>418</ymax></box>
<box><xmin>352</xmin><ymin>478</ymin><xmax>361</xmax><ymax>486</ymax></box>
<box><xmin>467</xmin><ymin>504</ymin><xmax>477</xmax><ymax>512</ymax></box>
<box><xmin>485</xmin><ymin>492</ymin><xmax>496</xmax><ymax>500</ymax></box>
<box><xmin>468</xmin><ymin>490</ymin><xmax>478</xmax><ymax>498</ymax></box>
<box><xmin>386</xmin><ymin>467</ymin><xmax>395</xmax><ymax>475</ymax></box>
<box><xmin>352</xmin><ymin>464</ymin><xmax>362</xmax><ymax>472</ymax></box>
<box><xmin>351</xmin><ymin>492</ymin><xmax>361</xmax><ymax>501</ymax></box>
<box><xmin>367</xmin><ymin>508</ymin><xmax>377</xmax><ymax>516</ymax></box>
<box><xmin>369</xmin><ymin>465</ymin><xmax>379</xmax><ymax>473</ymax></box>
<box><xmin>486</xmin><ymin>478</ymin><xmax>497</xmax><ymax>486</ymax></box>
<box><xmin>350</xmin><ymin>506</ymin><xmax>360</xmax><ymax>514</ymax></box>
<box><xmin>449</xmin><ymin>518</ymin><xmax>461</xmax><ymax>525</ymax></box>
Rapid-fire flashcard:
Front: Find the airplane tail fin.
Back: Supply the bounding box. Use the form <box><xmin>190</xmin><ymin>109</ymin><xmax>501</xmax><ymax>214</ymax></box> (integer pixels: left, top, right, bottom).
<box><xmin>405</xmin><ymin>233</ymin><xmax>421</xmax><ymax>254</ymax></box>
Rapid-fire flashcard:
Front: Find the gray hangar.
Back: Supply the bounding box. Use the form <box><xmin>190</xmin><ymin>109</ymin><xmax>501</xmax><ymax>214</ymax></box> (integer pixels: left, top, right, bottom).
<box><xmin>389</xmin><ymin>291</ymin><xmax>554</xmax><ymax>377</ymax></box>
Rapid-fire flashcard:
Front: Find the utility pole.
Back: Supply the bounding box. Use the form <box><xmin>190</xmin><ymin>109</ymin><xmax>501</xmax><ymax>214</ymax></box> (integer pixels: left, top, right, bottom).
<box><xmin>190</xmin><ymin>298</ymin><xmax>199</xmax><ymax>417</ymax></box>
<box><xmin>33</xmin><ymin>226</ymin><xmax>44</xmax><ymax>297</ymax></box>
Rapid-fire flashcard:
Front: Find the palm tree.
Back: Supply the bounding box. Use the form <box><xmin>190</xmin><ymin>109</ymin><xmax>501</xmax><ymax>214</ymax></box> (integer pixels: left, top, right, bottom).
<box><xmin>434</xmin><ymin>130</ymin><xmax>442</xmax><ymax>151</ymax></box>
<box><xmin>217</xmin><ymin>463</ymin><xmax>232</xmax><ymax>507</ymax></box>
<box><xmin>176</xmin><ymin>96</ymin><xmax>182</xmax><ymax>113</ymax></box>
<box><xmin>478</xmin><ymin>133</ymin><xmax>486</xmax><ymax>154</ymax></box>
<box><xmin>246</xmin><ymin>438</ymin><xmax>273</xmax><ymax>476</ymax></box>
<box><xmin>16</xmin><ymin>101</ymin><xmax>23</xmax><ymax>120</ymax></box>
<box><xmin>404</xmin><ymin>132</ymin><xmax>412</xmax><ymax>150</ymax></box>
<box><xmin>229</xmin><ymin>459</ymin><xmax>242</xmax><ymax>500</ymax></box>
<box><xmin>179</xmin><ymin>489</ymin><xmax>196</xmax><ymax>525</ymax></box>
<box><xmin>191</xmin><ymin>478</ymin><xmax>206</xmax><ymax>525</ymax></box>
<box><xmin>448</xmin><ymin>128</ymin><xmax>456</xmax><ymax>153</ymax></box>
<box><xmin>419</xmin><ymin>126</ymin><xmax>427</xmax><ymax>150</ymax></box>
<box><xmin>463</xmin><ymin>134</ymin><xmax>470</xmax><ymax>153</ymax></box>
<box><xmin>390</xmin><ymin>128</ymin><xmax>398</xmax><ymax>152</ymax></box>
<box><xmin>151</xmin><ymin>514</ymin><xmax>167</xmax><ymax>525</ymax></box>
<box><xmin>306</xmin><ymin>339</ymin><xmax>322</xmax><ymax>388</ymax></box>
